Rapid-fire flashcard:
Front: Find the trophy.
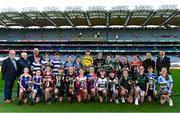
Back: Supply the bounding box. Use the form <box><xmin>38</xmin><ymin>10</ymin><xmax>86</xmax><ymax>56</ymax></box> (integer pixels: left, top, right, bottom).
<box><xmin>56</xmin><ymin>76</ymin><xmax>61</xmax><ymax>87</ymax></box>
<box><xmin>45</xmin><ymin>76</ymin><xmax>51</xmax><ymax>87</ymax></box>
<box><xmin>160</xmin><ymin>82</ymin><xmax>168</xmax><ymax>94</ymax></box>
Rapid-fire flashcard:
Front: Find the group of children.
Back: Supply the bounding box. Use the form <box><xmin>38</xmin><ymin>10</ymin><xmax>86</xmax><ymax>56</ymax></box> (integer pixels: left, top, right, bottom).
<box><xmin>18</xmin><ymin>51</ymin><xmax>174</xmax><ymax>107</ymax></box>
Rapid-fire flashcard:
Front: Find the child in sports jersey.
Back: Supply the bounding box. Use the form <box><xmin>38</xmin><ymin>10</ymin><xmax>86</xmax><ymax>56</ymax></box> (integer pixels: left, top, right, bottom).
<box><xmin>108</xmin><ymin>70</ymin><xmax>119</xmax><ymax>104</ymax></box>
<box><xmin>54</xmin><ymin>67</ymin><xmax>66</xmax><ymax>103</ymax></box>
<box><xmin>41</xmin><ymin>52</ymin><xmax>51</xmax><ymax>71</ymax></box>
<box><xmin>73</xmin><ymin>56</ymin><xmax>83</xmax><ymax>76</ymax></box>
<box><xmin>64</xmin><ymin>55</ymin><xmax>73</xmax><ymax>75</ymax></box>
<box><xmin>75</xmin><ymin>68</ymin><xmax>88</xmax><ymax>103</ymax></box>
<box><xmin>43</xmin><ymin>66</ymin><xmax>55</xmax><ymax>104</ymax></box>
<box><xmin>158</xmin><ymin>67</ymin><xmax>173</xmax><ymax>106</ymax></box>
<box><xmin>86</xmin><ymin>67</ymin><xmax>97</xmax><ymax>101</ymax></box>
<box><xmin>31</xmin><ymin>70</ymin><xmax>43</xmax><ymax>105</ymax></box>
<box><xmin>130</xmin><ymin>55</ymin><xmax>142</xmax><ymax>80</ymax></box>
<box><xmin>146</xmin><ymin>66</ymin><xmax>158</xmax><ymax>102</ymax></box>
<box><xmin>134</xmin><ymin>66</ymin><xmax>149</xmax><ymax>105</ymax></box>
<box><xmin>18</xmin><ymin>67</ymin><xmax>32</xmax><ymax>105</ymax></box>
<box><xmin>31</xmin><ymin>57</ymin><xmax>42</xmax><ymax>75</ymax></box>
<box><xmin>96</xmin><ymin>68</ymin><xmax>108</xmax><ymax>103</ymax></box>
<box><xmin>50</xmin><ymin>52</ymin><xmax>62</xmax><ymax>76</ymax></box>
<box><xmin>82</xmin><ymin>49</ymin><xmax>93</xmax><ymax>68</ymax></box>
<box><xmin>120</xmin><ymin>70</ymin><xmax>134</xmax><ymax>104</ymax></box>
<box><xmin>104</xmin><ymin>54</ymin><xmax>114</xmax><ymax>76</ymax></box>
<box><xmin>65</xmin><ymin>66</ymin><xmax>76</xmax><ymax>103</ymax></box>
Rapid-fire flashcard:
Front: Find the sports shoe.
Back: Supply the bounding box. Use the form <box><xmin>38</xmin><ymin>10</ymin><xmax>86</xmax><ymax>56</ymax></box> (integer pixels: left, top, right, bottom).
<box><xmin>115</xmin><ymin>99</ymin><xmax>119</xmax><ymax>104</ymax></box>
<box><xmin>121</xmin><ymin>97</ymin><xmax>125</xmax><ymax>103</ymax></box>
<box><xmin>135</xmin><ymin>98</ymin><xmax>139</xmax><ymax>105</ymax></box>
<box><xmin>169</xmin><ymin>98</ymin><xmax>173</xmax><ymax>106</ymax></box>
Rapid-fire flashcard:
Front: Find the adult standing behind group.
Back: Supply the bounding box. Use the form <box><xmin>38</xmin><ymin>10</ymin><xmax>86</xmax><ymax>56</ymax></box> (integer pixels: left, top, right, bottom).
<box><xmin>28</xmin><ymin>48</ymin><xmax>42</xmax><ymax>65</ymax></box>
<box><xmin>156</xmin><ymin>50</ymin><xmax>171</xmax><ymax>76</ymax></box>
<box><xmin>142</xmin><ymin>52</ymin><xmax>155</xmax><ymax>74</ymax></box>
<box><xmin>1</xmin><ymin>50</ymin><xmax>20</xmax><ymax>103</ymax></box>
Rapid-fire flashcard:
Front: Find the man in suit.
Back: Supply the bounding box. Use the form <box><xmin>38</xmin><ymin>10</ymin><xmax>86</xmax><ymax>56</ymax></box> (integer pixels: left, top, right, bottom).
<box><xmin>1</xmin><ymin>50</ymin><xmax>19</xmax><ymax>103</ymax></box>
<box><xmin>156</xmin><ymin>50</ymin><xmax>171</xmax><ymax>76</ymax></box>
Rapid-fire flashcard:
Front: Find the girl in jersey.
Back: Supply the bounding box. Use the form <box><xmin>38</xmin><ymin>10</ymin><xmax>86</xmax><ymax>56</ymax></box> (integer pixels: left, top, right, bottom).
<box><xmin>54</xmin><ymin>67</ymin><xmax>65</xmax><ymax>103</ymax></box>
<box><xmin>43</xmin><ymin>66</ymin><xmax>55</xmax><ymax>104</ymax></box>
<box><xmin>86</xmin><ymin>67</ymin><xmax>97</xmax><ymax>101</ymax></box>
<box><xmin>158</xmin><ymin>67</ymin><xmax>173</xmax><ymax>106</ymax></box>
<box><xmin>65</xmin><ymin>66</ymin><xmax>76</xmax><ymax>103</ymax></box>
<box><xmin>96</xmin><ymin>68</ymin><xmax>108</xmax><ymax>103</ymax></box>
<box><xmin>120</xmin><ymin>70</ymin><xmax>134</xmax><ymax>104</ymax></box>
<box><xmin>75</xmin><ymin>68</ymin><xmax>88</xmax><ymax>103</ymax></box>
<box><xmin>18</xmin><ymin>67</ymin><xmax>32</xmax><ymax>105</ymax></box>
<box><xmin>108</xmin><ymin>70</ymin><xmax>119</xmax><ymax>104</ymax></box>
<box><xmin>146</xmin><ymin>66</ymin><xmax>158</xmax><ymax>102</ymax></box>
<box><xmin>134</xmin><ymin>66</ymin><xmax>149</xmax><ymax>105</ymax></box>
<box><xmin>31</xmin><ymin>70</ymin><xmax>43</xmax><ymax>105</ymax></box>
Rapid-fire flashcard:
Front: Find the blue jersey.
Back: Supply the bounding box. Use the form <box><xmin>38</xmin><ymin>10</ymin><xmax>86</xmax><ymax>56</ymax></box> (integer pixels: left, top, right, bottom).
<box><xmin>146</xmin><ymin>73</ymin><xmax>157</xmax><ymax>91</ymax></box>
<box><xmin>146</xmin><ymin>73</ymin><xmax>157</xmax><ymax>79</ymax></box>
<box><xmin>158</xmin><ymin>75</ymin><xmax>173</xmax><ymax>93</ymax></box>
<box><xmin>19</xmin><ymin>74</ymin><xmax>31</xmax><ymax>89</ymax></box>
<box><xmin>64</xmin><ymin>61</ymin><xmax>73</xmax><ymax>74</ymax></box>
<box><xmin>73</xmin><ymin>63</ymin><xmax>83</xmax><ymax>76</ymax></box>
<box><xmin>33</xmin><ymin>76</ymin><xmax>43</xmax><ymax>90</ymax></box>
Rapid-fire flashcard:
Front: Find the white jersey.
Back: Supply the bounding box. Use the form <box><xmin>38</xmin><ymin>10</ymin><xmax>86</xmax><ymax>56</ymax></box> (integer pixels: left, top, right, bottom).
<box><xmin>97</xmin><ymin>77</ymin><xmax>108</xmax><ymax>91</ymax></box>
<box><xmin>75</xmin><ymin>76</ymin><xmax>87</xmax><ymax>88</ymax></box>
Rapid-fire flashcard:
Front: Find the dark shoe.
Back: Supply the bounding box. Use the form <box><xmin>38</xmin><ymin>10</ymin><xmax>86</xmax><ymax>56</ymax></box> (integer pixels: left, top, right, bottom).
<box><xmin>18</xmin><ymin>101</ymin><xmax>22</xmax><ymax>105</ymax></box>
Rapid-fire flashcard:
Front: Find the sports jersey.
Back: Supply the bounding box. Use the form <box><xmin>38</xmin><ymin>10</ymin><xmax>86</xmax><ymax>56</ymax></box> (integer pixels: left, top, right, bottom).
<box><xmin>97</xmin><ymin>77</ymin><xmax>108</xmax><ymax>91</ymax></box>
<box><xmin>122</xmin><ymin>62</ymin><xmax>130</xmax><ymax>70</ymax></box>
<box><xmin>75</xmin><ymin>76</ymin><xmax>87</xmax><ymax>89</ymax></box>
<box><xmin>31</xmin><ymin>61</ymin><xmax>42</xmax><ymax>75</ymax></box>
<box><xmin>41</xmin><ymin>59</ymin><xmax>51</xmax><ymax>70</ymax></box>
<box><xmin>146</xmin><ymin>73</ymin><xmax>157</xmax><ymax>90</ymax></box>
<box><xmin>158</xmin><ymin>75</ymin><xmax>173</xmax><ymax>93</ymax></box>
<box><xmin>55</xmin><ymin>74</ymin><xmax>65</xmax><ymax>88</ymax></box>
<box><xmin>32</xmin><ymin>76</ymin><xmax>43</xmax><ymax>90</ymax></box>
<box><xmin>64</xmin><ymin>61</ymin><xmax>73</xmax><ymax>74</ymax></box>
<box><xmin>51</xmin><ymin>59</ymin><xmax>62</xmax><ymax>76</ymax></box>
<box><xmin>19</xmin><ymin>74</ymin><xmax>31</xmax><ymax>89</ymax></box>
<box><xmin>65</xmin><ymin>73</ymin><xmax>75</xmax><ymax>88</ymax></box>
<box><xmin>43</xmin><ymin>73</ymin><xmax>55</xmax><ymax>87</ymax></box>
<box><xmin>104</xmin><ymin>60</ymin><xmax>113</xmax><ymax>74</ymax></box>
<box><xmin>114</xmin><ymin>61</ymin><xmax>123</xmax><ymax>72</ymax></box>
<box><xmin>93</xmin><ymin>58</ymin><xmax>106</xmax><ymax>72</ymax></box>
<box><xmin>82</xmin><ymin>55</ymin><xmax>93</xmax><ymax>67</ymax></box>
<box><xmin>136</xmin><ymin>73</ymin><xmax>148</xmax><ymax>91</ymax></box>
<box><xmin>73</xmin><ymin>62</ymin><xmax>83</xmax><ymax>76</ymax></box>
<box><xmin>108</xmin><ymin>77</ymin><xmax>118</xmax><ymax>91</ymax></box>
<box><xmin>130</xmin><ymin>61</ymin><xmax>142</xmax><ymax>80</ymax></box>
<box><xmin>86</xmin><ymin>73</ymin><xmax>97</xmax><ymax>89</ymax></box>
<box><xmin>120</xmin><ymin>77</ymin><xmax>132</xmax><ymax>90</ymax></box>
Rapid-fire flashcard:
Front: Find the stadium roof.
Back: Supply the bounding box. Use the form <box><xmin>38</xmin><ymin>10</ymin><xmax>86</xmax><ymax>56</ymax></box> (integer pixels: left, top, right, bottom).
<box><xmin>0</xmin><ymin>5</ymin><xmax>179</xmax><ymax>28</ymax></box>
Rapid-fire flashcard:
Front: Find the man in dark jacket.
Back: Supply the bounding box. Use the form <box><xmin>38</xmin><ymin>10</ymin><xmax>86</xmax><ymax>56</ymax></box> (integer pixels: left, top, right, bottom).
<box><xmin>1</xmin><ymin>50</ymin><xmax>19</xmax><ymax>103</ymax></box>
<box><xmin>28</xmin><ymin>48</ymin><xmax>42</xmax><ymax>64</ymax></box>
<box><xmin>18</xmin><ymin>52</ymin><xmax>31</xmax><ymax>74</ymax></box>
<box><xmin>142</xmin><ymin>52</ymin><xmax>155</xmax><ymax>73</ymax></box>
<box><xmin>156</xmin><ymin>50</ymin><xmax>170</xmax><ymax>76</ymax></box>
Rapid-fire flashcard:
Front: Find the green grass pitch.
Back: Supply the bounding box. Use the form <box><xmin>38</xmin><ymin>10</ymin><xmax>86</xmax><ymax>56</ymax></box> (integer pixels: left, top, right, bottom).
<box><xmin>0</xmin><ymin>69</ymin><xmax>179</xmax><ymax>112</ymax></box>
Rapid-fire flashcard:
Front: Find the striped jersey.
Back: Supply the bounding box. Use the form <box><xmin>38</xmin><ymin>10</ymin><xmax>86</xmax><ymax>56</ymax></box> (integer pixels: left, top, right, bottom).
<box><xmin>51</xmin><ymin>59</ymin><xmax>62</xmax><ymax>76</ymax></box>
<box><xmin>31</xmin><ymin>62</ymin><xmax>42</xmax><ymax>75</ymax></box>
